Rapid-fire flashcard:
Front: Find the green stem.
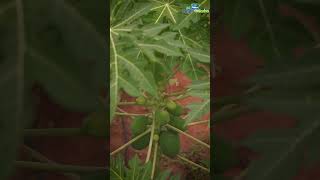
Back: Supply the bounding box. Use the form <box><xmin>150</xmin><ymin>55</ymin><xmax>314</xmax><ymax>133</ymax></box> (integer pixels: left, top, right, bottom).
<box><xmin>23</xmin><ymin>145</ymin><xmax>80</xmax><ymax>180</ymax></box>
<box><xmin>115</xmin><ymin>112</ymin><xmax>150</xmax><ymax>117</ymax></box>
<box><xmin>213</xmin><ymin>106</ymin><xmax>257</xmax><ymax>123</ymax></box>
<box><xmin>165</xmin><ymin>89</ymin><xmax>190</xmax><ymax>97</ymax></box>
<box><xmin>187</xmin><ymin>120</ymin><xmax>209</xmax><ymax>126</ymax></box>
<box><xmin>24</xmin><ymin>128</ymin><xmax>82</xmax><ymax>137</ymax></box>
<box><xmin>177</xmin><ymin>155</ymin><xmax>209</xmax><ymax>173</ymax></box>
<box><xmin>15</xmin><ymin>161</ymin><xmax>107</xmax><ymax>173</ymax></box>
<box><xmin>145</xmin><ymin>111</ymin><xmax>156</xmax><ymax>163</ymax></box>
<box><xmin>110</xmin><ymin>128</ymin><xmax>151</xmax><ymax>156</ymax></box>
<box><xmin>118</xmin><ymin>101</ymin><xmax>137</xmax><ymax>105</ymax></box>
<box><xmin>172</xmin><ymin>94</ymin><xmax>190</xmax><ymax>101</ymax></box>
<box><xmin>213</xmin><ymin>85</ymin><xmax>265</xmax><ymax>108</ymax></box>
<box><xmin>151</xmin><ymin>142</ymin><xmax>158</xmax><ymax>179</ymax></box>
<box><xmin>166</xmin><ymin>124</ymin><xmax>210</xmax><ymax>149</ymax></box>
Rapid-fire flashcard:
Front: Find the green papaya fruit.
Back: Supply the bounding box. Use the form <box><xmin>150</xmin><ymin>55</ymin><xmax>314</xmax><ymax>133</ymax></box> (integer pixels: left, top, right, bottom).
<box><xmin>131</xmin><ymin>116</ymin><xmax>148</xmax><ymax>135</ymax></box>
<box><xmin>132</xmin><ymin>133</ymin><xmax>150</xmax><ymax>150</ymax></box>
<box><xmin>169</xmin><ymin>116</ymin><xmax>187</xmax><ymax>132</ymax></box>
<box><xmin>81</xmin><ymin>111</ymin><xmax>107</xmax><ymax>138</ymax></box>
<box><xmin>166</xmin><ymin>100</ymin><xmax>177</xmax><ymax>111</ymax></box>
<box><xmin>153</xmin><ymin>134</ymin><xmax>159</xmax><ymax>142</ymax></box>
<box><xmin>135</xmin><ymin>96</ymin><xmax>146</xmax><ymax>105</ymax></box>
<box><xmin>168</xmin><ymin>104</ymin><xmax>183</xmax><ymax>116</ymax></box>
<box><xmin>212</xmin><ymin>135</ymin><xmax>238</xmax><ymax>173</ymax></box>
<box><xmin>155</xmin><ymin>110</ymin><xmax>170</xmax><ymax>126</ymax></box>
<box><xmin>159</xmin><ymin>131</ymin><xmax>180</xmax><ymax>158</ymax></box>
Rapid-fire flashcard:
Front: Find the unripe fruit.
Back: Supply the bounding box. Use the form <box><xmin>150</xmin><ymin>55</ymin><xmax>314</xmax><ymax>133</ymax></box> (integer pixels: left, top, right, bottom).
<box><xmin>81</xmin><ymin>111</ymin><xmax>107</xmax><ymax>138</ymax></box>
<box><xmin>131</xmin><ymin>116</ymin><xmax>148</xmax><ymax>135</ymax></box>
<box><xmin>169</xmin><ymin>116</ymin><xmax>186</xmax><ymax>132</ymax></box>
<box><xmin>159</xmin><ymin>131</ymin><xmax>180</xmax><ymax>158</ymax></box>
<box><xmin>166</xmin><ymin>100</ymin><xmax>177</xmax><ymax>111</ymax></box>
<box><xmin>168</xmin><ymin>104</ymin><xmax>183</xmax><ymax>116</ymax></box>
<box><xmin>136</xmin><ymin>96</ymin><xmax>146</xmax><ymax>105</ymax></box>
<box><xmin>132</xmin><ymin>133</ymin><xmax>150</xmax><ymax>150</ymax></box>
<box><xmin>153</xmin><ymin>134</ymin><xmax>159</xmax><ymax>142</ymax></box>
<box><xmin>155</xmin><ymin>110</ymin><xmax>170</xmax><ymax>126</ymax></box>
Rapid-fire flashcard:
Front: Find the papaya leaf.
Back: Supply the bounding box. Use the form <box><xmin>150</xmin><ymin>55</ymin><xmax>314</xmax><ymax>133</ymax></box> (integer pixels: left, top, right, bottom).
<box><xmin>110</xmin><ymin>155</ymin><xmax>179</xmax><ymax>180</ymax></box>
<box><xmin>243</xmin><ymin>49</ymin><xmax>320</xmax><ymax>180</ymax></box>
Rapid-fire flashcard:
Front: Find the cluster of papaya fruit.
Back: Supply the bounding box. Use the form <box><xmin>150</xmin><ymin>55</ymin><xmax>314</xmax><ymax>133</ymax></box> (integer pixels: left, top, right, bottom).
<box><xmin>130</xmin><ymin>96</ymin><xmax>187</xmax><ymax>158</ymax></box>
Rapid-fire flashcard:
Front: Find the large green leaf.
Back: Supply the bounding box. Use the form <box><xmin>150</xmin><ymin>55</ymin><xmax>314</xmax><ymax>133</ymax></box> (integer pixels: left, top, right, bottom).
<box><xmin>219</xmin><ymin>0</ymin><xmax>314</xmax><ymax>62</ymax></box>
<box><xmin>21</xmin><ymin>0</ymin><xmax>106</xmax><ymax>111</ymax></box>
<box><xmin>110</xmin><ymin>155</ymin><xmax>180</xmax><ymax>180</ymax></box>
<box><xmin>243</xmin><ymin>49</ymin><xmax>320</xmax><ymax>180</ymax></box>
<box><xmin>243</xmin><ymin>120</ymin><xmax>320</xmax><ymax>180</ymax></box>
<box><xmin>185</xmin><ymin>80</ymin><xmax>210</xmax><ymax>124</ymax></box>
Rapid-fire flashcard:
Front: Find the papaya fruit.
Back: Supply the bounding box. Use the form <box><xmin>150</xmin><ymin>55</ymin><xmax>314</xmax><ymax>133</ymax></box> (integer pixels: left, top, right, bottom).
<box><xmin>153</xmin><ymin>134</ymin><xmax>159</xmax><ymax>142</ymax></box>
<box><xmin>159</xmin><ymin>131</ymin><xmax>180</xmax><ymax>158</ymax></box>
<box><xmin>135</xmin><ymin>96</ymin><xmax>146</xmax><ymax>105</ymax></box>
<box><xmin>131</xmin><ymin>116</ymin><xmax>148</xmax><ymax>135</ymax></box>
<box><xmin>168</xmin><ymin>104</ymin><xmax>183</xmax><ymax>116</ymax></box>
<box><xmin>132</xmin><ymin>133</ymin><xmax>150</xmax><ymax>150</ymax></box>
<box><xmin>169</xmin><ymin>116</ymin><xmax>186</xmax><ymax>132</ymax></box>
<box><xmin>81</xmin><ymin>111</ymin><xmax>107</xmax><ymax>138</ymax></box>
<box><xmin>155</xmin><ymin>110</ymin><xmax>170</xmax><ymax>126</ymax></box>
<box><xmin>166</xmin><ymin>100</ymin><xmax>177</xmax><ymax>111</ymax></box>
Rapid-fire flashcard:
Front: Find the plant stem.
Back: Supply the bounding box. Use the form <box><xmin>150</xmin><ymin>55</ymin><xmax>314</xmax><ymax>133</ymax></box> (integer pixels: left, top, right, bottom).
<box><xmin>165</xmin><ymin>89</ymin><xmax>190</xmax><ymax>97</ymax></box>
<box><xmin>15</xmin><ymin>161</ymin><xmax>107</xmax><ymax>173</ymax></box>
<box><xmin>213</xmin><ymin>85</ymin><xmax>265</xmax><ymax>108</ymax></box>
<box><xmin>172</xmin><ymin>94</ymin><xmax>190</xmax><ymax>101</ymax></box>
<box><xmin>177</xmin><ymin>155</ymin><xmax>209</xmax><ymax>173</ymax></box>
<box><xmin>166</xmin><ymin>124</ymin><xmax>210</xmax><ymax>149</ymax></box>
<box><xmin>110</xmin><ymin>128</ymin><xmax>151</xmax><ymax>156</ymax></box>
<box><xmin>187</xmin><ymin>120</ymin><xmax>209</xmax><ymax>127</ymax></box>
<box><xmin>145</xmin><ymin>112</ymin><xmax>156</xmax><ymax>163</ymax></box>
<box><xmin>258</xmin><ymin>0</ymin><xmax>281</xmax><ymax>59</ymax></box>
<box><xmin>15</xmin><ymin>0</ymin><xmax>25</xmax><ymax>124</ymax></box>
<box><xmin>213</xmin><ymin>105</ymin><xmax>257</xmax><ymax>123</ymax></box>
<box><xmin>118</xmin><ymin>101</ymin><xmax>137</xmax><ymax>105</ymax></box>
<box><xmin>115</xmin><ymin>112</ymin><xmax>150</xmax><ymax>117</ymax></box>
<box><xmin>24</xmin><ymin>128</ymin><xmax>82</xmax><ymax>137</ymax></box>
<box><xmin>151</xmin><ymin>142</ymin><xmax>158</xmax><ymax>180</ymax></box>
<box><xmin>23</xmin><ymin>145</ymin><xmax>80</xmax><ymax>180</ymax></box>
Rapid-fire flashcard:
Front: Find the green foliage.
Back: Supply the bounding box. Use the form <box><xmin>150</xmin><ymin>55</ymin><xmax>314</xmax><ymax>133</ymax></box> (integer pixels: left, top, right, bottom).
<box><xmin>110</xmin><ymin>155</ymin><xmax>180</xmax><ymax>180</ymax></box>
<box><xmin>185</xmin><ymin>80</ymin><xmax>210</xmax><ymax>124</ymax></box>
<box><xmin>217</xmin><ymin>1</ymin><xmax>320</xmax><ymax>179</ymax></box>
<box><xmin>110</xmin><ymin>0</ymin><xmax>210</xmax><ymax>122</ymax></box>
<box><xmin>0</xmin><ymin>0</ymin><xmax>106</xmax><ymax>178</ymax></box>
<box><xmin>218</xmin><ymin>0</ymin><xmax>314</xmax><ymax>62</ymax></box>
<box><xmin>242</xmin><ymin>48</ymin><xmax>320</xmax><ymax>180</ymax></box>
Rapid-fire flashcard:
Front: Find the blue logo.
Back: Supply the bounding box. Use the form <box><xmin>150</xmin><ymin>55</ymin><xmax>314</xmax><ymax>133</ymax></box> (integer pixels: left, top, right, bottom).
<box><xmin>191</xmin><ymin>3</ymin><xmax>200</xmax><ymax>10</ymax></box>
<box><xmin>183</xmin><ymin>3</ymin><xmax>209</xmax><ymax>14</ymax></box>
